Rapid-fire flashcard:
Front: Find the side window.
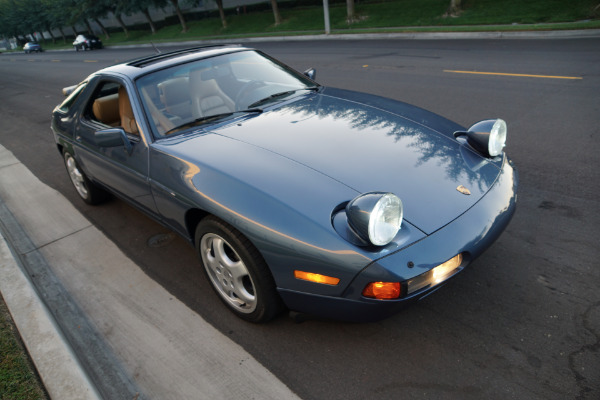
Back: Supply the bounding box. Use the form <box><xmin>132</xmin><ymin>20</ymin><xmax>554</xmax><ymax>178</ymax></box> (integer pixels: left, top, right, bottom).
<box><xmin>59</xmin><ymin>81</ymin><xmax>88</xmax><ymax>112</ymax></box>
<box><xmin>85</xmin><ymin>81</ymin><xmax>139</xmax><ymax>136</ymax></box>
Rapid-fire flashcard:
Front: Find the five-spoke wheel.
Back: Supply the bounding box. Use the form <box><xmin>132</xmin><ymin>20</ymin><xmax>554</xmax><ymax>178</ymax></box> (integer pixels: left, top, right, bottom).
<box><xmin>195</xmin><ymin>217</ymin><xmax>283</xmax><ymax>322</ymax></box>
<box><xmin>201</xmin><ymin>232</ymin><xmax>257</xmax><ymax>313</ymax></box>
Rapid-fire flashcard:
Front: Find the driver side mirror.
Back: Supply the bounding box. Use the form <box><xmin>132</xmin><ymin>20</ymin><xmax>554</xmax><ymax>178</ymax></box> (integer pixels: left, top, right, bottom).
<box><xmin>303</xmin><ymin>68</ymin><xmax>316</xmax><ymax>80</ymax></box>
<box><xmin>95</xmin><ymin>128</ymin><xmax>133</xmax><ymax>155</ymax></box>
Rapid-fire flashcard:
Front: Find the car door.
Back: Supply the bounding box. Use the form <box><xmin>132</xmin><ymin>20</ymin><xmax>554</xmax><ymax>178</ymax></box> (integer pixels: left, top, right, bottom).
<box><xmin>74</xmin><ymin>77</ymin><xmax>158</xmax><ymax>215</ymax></box>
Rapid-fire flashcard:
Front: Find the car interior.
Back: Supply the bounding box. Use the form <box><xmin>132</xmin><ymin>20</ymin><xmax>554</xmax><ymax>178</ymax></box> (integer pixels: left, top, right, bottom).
<box><xmin>88</xmin><ymin>51</ymin><xmax>311</xmax><ymax>138</ymax></box>
<box><xmin>89</xmin><ymin>83</ymin><xmax>139</xmax><ymax>136</ymax></box>
<box><xmin>138</xmin><ymin>64</ymin><xmax>240</xmax><ymax>136</ymax></box>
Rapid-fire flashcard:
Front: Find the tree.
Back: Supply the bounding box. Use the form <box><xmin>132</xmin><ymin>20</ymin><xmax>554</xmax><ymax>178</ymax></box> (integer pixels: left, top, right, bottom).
<box><xmin>83</xmin><ymin>0</ymin><xmax>130</xmax><ymax>37</ymax></box>
<box><xmin>445</xmin><ymin>0</ymin><xmax>462</xmax><ymax>17</ymax></box>
<box><xmin>270</xmin><ymin>0</ymin><xmax>281</xmax><ymax>26</ymax></box>
<box><xmin>169</xmin><ymin>0</ymin><xmax>188</xmax><ymax>33</ymax></box>
<box><xmin>0</xmin><ymin>0</ymin><xmax>22</xmax><ymax>38</ymax></box>
<box><xmin>216</xmin><ymin>0</ymin><xmax>226</xmax><ymax>29</ymax></box>
<box><xmin>19</xmin><ymin>0</ymin><xmax>48</xmax><ymax>41</ymax></box>
<box><xmin>41</xmin><ymin>0</ymin><xmax>74</xmax><ymax>42</ymax></box>
<box><xmin>346</xmin><ymin>0</ymin><xmax>355</xmax><ymax>23</ymax></box>
<box><xmin>113</xmin><ymin>12</ymin><xmax>129</xmax><ymax>37</ymax></box>
<box><xmin>94</xmin><ymin>17</ymin><xmax>110</xmax><ymax>39</ymax></box>
<box><xmin>118</xmin><ymin>0</ymin><xmax>170</xmax><ymax>35</ymax></box>
<box><xmin>140</xmin><ymin>7</ymin><xmax>158</xmax><ymax>34</ymax></box>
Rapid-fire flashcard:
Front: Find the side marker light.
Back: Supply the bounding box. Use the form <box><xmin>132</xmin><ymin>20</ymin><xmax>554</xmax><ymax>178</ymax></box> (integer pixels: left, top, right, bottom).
<box><xmin>294</xmin><ymin>270</ymin><xmax>340</xmax><ymax>286</ymax></box>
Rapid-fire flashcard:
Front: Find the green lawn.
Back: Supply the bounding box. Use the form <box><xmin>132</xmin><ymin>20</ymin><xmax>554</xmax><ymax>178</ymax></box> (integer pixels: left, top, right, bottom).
<box><xmin>31</xmin><ymin>0</ymin><xmax>599</xmax><ymax>50</ymax></box>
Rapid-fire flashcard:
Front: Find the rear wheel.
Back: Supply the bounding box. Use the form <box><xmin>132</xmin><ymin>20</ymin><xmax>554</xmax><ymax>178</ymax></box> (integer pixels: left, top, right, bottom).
<box><xmin>195</xmin><ymin>217</ymin><xmax>284</xmax><ymax>322</ymax></box>
<box><xmin>63</xmin><ymin>150</ymin><xmax>108</xmax><ymax>205</ymax></box>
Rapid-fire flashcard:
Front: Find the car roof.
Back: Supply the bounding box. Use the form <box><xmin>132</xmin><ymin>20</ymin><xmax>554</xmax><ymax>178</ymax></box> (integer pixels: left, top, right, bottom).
<box><xmin>93</xmin><ymin>44</ymin><xmax>249</xmax><ymax>80</ymax></box>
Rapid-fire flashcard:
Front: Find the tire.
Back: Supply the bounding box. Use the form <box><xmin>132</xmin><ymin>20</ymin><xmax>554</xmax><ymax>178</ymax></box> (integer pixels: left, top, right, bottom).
<box><xmin>195</xmin><ymin>217</ymin><xmax>284</xmax><ymax>322</ymax></box>
<box><xmin>63</xmin><ymin>150</ymin><xmax>108</xmax><ymax>205</ymax></box>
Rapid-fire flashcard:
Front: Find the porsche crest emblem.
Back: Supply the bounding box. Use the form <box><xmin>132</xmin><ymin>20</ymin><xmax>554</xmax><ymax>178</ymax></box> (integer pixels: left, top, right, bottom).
<box><xmin>456</xmin><ymin>185</ymin><xmax>471</xmax><ymax>195</ymax></box>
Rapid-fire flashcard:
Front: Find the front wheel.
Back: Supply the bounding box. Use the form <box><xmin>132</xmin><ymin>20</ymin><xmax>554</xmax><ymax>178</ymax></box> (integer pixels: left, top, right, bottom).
<box><xmin>195</xmin><ymin>217</ymin><xmax>284</xmax><ymax>322</ymax></box>
<box><xmin>63</xmin><ymin>150</ymin><xmax>108</xmax><ymax>205</ymax></box>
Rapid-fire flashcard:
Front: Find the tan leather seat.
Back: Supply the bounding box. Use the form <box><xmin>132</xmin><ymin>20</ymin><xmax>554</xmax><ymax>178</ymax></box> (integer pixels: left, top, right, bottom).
<box><xmin>141</xmin><ymin>86</ymin><xmax>175</xmax><ymax>135</ymax></box>
<box><xmin>92</xmin><ymin>94</ymin><xmax>120</xmax><ymax>126</ymax></box>
<box><xmin>158</xmin><ymin>77</ymin><xmax>191</xmax><ymax>118</ymax></box>
<box><xmin>190</xmin><ymin>69</ymin><xmax>235</xmax><ymax>118</ymax></box>
<box><xmin>118</xmin><ymin>86</ymin><xmax>138</xmax><ymax>135</ymax></box>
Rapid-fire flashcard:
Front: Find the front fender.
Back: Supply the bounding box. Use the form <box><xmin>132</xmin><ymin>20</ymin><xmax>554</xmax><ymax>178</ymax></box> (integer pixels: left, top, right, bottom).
<box><xmin>150</xmin><ymin>133</ymin><xmax>374</xmax><ymax>296</ymax></box>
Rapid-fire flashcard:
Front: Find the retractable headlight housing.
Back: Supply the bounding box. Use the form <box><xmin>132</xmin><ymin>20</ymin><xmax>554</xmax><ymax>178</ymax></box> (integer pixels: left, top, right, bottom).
<box><xmin>346</xmin><ymin>192</ymin><xmax>403</xmax><ymax>246</ymax></box>
<box><xmin>454</xmin><ymin>119</ymin><xmax>507</xmax><ymax>158</ymax></box>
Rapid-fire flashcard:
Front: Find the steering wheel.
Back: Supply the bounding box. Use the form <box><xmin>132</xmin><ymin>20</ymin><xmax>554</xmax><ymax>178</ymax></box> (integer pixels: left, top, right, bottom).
<box><xmin>235</xmin><ymin>81</ymin><xmax>264</xmax><ymax>110</ymax></box>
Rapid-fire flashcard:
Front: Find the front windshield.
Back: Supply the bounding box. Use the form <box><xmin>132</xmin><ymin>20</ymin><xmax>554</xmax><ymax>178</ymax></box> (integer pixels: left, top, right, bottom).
<box><xmin>136</xmin><ymin>50</ymin><xmax>316</xmax><ymax>137</ymax></box>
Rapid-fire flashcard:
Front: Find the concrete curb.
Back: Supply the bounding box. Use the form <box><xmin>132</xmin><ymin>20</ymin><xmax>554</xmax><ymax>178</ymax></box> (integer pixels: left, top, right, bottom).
<box><xmin>0</xmin><ymin>231</ymin><xmax>101</xmax><ymax>400</ymax></box>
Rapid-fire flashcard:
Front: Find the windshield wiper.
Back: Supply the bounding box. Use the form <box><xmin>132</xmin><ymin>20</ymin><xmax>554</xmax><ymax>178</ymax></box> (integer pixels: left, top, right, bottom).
<box><xmin>248</xmin><ymin>87</ymin><xmax>320</xmax><ymax>109</ymax></box>
<box><xmin>164</xmin><ymin>109</ymin><xmax>262</xmax><ymax>136</ymax></box>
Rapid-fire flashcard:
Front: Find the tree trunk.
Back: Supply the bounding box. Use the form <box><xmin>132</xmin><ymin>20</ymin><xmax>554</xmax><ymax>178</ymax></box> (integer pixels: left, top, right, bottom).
<box><xmin>446</xmin><ymin>0</ymin><xmax>462</xmax><ymax>17</ymax></box>
<box><xmin>46</xmin><ymin>26</ymin><xmax>56</xmax><ymax>43</ymax></box>
<box><xmin>84</xmin><ymin>19</ymin><xmax>93</xmax><ymax>35</ymax></box>
<box><xmin>94</xmin><ymin>18</ymin><xmax>110</xmax><ymax>40</ymax></box>
<box><xmin>270</xmin><ymin>0</ymin><xmax>282</xmax><ymax>25</ymax></box>
<box><xmin>142</xmin><ymin>8</ymin><xmax>157</xmax><ymax>34</ymax></box>
<box><xmin>346</xmin><ymin>0</ymin><xmax>355</xmax><ymax>23</ymax></box>
<box><xmin>58</xmin><ymin>27</ymin><xmax>66</xmax><ymax>43</ymax></box>
<box><xmin>216</xmin><ymin>0</ymin><xmax>227</xmax><ymax>29</ymax></box>
<box><xmin>169</xmin><ymin>0</ymin><xmax>188</xmax><ymax>33</ymax></box>
<box><xmin>114</xmin><ymin>13</ymin><xmax>129</xmax><ymax>37</ymax></box>
<box><xmin>71</xmin><ymin>26</ymin><xmax>78</xmax><ymax>36</ymax></box>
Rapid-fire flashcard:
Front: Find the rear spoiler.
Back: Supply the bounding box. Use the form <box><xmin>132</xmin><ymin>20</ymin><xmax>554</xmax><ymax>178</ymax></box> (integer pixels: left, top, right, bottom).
<box><xmin>62</xmin><ymin>85</ymin><xmax>78</xmax><ymax>96</ymax></box>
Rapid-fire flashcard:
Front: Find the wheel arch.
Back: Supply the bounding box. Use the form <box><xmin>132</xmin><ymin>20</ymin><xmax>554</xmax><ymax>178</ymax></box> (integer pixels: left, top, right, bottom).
<box><xmin>184</xmin><ymin>208</ymin><xmax>209</xmax><ymax>244</ymax></box>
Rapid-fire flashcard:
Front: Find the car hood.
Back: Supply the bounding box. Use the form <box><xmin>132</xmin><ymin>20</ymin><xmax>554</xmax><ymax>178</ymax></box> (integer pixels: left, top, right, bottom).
<box><xmin>208</xmin><ymin>89</ymin><xmax>501</xmax><ymax>235</ymax></box>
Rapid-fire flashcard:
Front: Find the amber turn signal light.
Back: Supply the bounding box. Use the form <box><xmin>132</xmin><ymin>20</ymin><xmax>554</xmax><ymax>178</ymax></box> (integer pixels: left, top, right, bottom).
<box><xmin>362</xmin><ymin>282</ymin><xmax>401</xmax><ymax>299</ymax></box>
<box><xmin>294</xmin><ymin>270</ymin><xmax>340</xmax><ymax>285</ymax></box>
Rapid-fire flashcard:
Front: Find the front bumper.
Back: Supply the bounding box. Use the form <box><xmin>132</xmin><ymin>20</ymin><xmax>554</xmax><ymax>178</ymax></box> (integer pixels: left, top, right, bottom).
<box><xmin>278</xmin><ymin>157</ymin><xmax>517</xmax><ymax>322</ymax></box>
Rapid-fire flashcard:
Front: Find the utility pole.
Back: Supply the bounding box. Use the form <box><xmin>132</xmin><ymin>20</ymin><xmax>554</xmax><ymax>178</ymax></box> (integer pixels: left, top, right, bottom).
<box><xmin>323</xmin><ymin>0</ymin><xmax>331</xmax><ymax>34</ymax></box>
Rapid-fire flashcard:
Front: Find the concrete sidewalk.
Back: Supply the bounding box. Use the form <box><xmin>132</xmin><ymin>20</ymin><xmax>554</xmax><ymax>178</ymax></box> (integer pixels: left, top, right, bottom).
<box><xmin>0</xmin><ymin>144</ymin><xmax>300</xmax><ymax>399</ymax></box>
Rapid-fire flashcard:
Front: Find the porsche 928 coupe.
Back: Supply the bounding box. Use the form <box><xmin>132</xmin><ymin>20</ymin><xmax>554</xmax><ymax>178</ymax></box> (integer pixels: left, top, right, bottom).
<box><xmin>51</xmin><ymin>45</ymin><xmax>517</xmax><ymax>322</ymax></box>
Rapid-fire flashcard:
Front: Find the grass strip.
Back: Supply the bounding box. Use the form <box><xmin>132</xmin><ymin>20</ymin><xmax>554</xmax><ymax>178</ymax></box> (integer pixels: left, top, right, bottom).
<box><xmin>0</xmin><ymin>295</ymin><xmax>48</xmax><ymax>400</ymax></box>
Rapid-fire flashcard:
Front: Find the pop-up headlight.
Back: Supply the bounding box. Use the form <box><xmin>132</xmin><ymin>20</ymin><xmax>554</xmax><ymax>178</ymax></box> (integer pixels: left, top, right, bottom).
<box><xmin>454</xmin><ymin>119</ymin><xmax>507</xmax><ymax>158</ymax></box>
<box><xmin>346</xmin><ymin>192</ymin><xmax>403</xmax><ymax>246</ymax></box>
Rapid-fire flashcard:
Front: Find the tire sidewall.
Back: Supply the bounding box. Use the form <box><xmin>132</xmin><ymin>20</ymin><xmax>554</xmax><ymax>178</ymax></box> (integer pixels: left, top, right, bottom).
<box><xmin>63</xmin><ymin>150</ymin><xmax>91</xmax><ymax>202</ymax></box>
<box><xmin>62</xmin><ymin>149</ymin><xmax>107</xmax><ymax>205</ymax></box>
<box><xmin>195</xmin><ymin>217</ymin><xmax>282</xmax><ymax>322</ymax></box>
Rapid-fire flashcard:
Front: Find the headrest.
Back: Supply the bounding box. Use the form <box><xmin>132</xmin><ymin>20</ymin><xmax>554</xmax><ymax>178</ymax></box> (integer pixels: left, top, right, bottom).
<box><xmin>92</xmin><ymin>93</ymin><xmax>120</xmax><ymax>125</ymax></box>
<box><xmin>158</xmin><ymin>77</ymin><xmax>189</xmax><ymax>104</ymax></box>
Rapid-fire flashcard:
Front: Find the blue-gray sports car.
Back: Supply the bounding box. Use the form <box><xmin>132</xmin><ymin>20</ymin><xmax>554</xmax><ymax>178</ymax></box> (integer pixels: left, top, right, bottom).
<box><xmin>51</xmin><ymin>45</ymin><xmax>517</xmax><ymax>322</ymax></box>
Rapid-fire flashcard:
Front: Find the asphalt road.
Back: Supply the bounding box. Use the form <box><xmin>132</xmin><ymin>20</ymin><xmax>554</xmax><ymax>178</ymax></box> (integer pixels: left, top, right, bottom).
<box><xmin>1</xmin><ymin>38</ymin><xmax>599</xmax><ymax>399</ymax></box>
